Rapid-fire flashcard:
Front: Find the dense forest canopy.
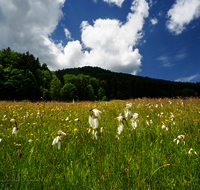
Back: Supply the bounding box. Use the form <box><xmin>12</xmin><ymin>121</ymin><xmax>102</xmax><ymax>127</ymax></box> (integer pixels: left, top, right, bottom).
<box><xmin>0</xmin><ymin>47</ymin><xmax>199</xmax><ymax>101</ymax></box>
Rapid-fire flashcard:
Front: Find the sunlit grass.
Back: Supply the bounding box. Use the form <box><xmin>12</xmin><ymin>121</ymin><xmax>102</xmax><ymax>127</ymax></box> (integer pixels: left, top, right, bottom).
<box><xmin>0</xmin><ymin>98</ymin><xmax>199</xmax><ymax>189</ymax></box>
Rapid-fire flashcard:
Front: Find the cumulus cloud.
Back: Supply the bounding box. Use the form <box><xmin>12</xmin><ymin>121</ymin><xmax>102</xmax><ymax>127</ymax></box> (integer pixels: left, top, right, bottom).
<box><xmin>103</xmin><ymin>0</ymin><xmax>125</xmax><ymax>7</ymax></box>
<box><xmin>0</xmin><ymin>0</ymin><xmax>65</xmax><ymax>68</ymax></box>
<box><xmin>0</xmin><ymin>0</ymin><xmax>149</xmax><ymax>74</ymax></box>
<box><xmin>53</xmin><ymin>0</ymin><xmax>149</xmax><ymax>74</ymax></box>
<box><xmin>175</xmin><ymin>74</ymin><xmax>199</xmax><ymax>82</ymax></box>
<box><xmin>150</xmin><ymin>17</ymin><xmax>158</xmax><ymax>25</ymax></box>
<box><xmin>166</xmin><ymin>0</ymin><xmax>200</xmax><ymax>35</ymax></box>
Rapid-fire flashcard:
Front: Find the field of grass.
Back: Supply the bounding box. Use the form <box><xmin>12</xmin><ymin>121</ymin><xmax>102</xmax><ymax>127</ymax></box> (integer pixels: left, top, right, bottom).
<box><xmin>0</xmin><ymin>98</ymin><xmax>199</xmax><ymax>189</ymax></box>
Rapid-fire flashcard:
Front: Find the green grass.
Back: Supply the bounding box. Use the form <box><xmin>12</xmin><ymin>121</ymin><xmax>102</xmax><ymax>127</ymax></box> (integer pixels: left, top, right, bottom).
<box><xmin>0</xmin><ymin>98</ymin><xmax>199</xmax><ymax>189</ymax></box>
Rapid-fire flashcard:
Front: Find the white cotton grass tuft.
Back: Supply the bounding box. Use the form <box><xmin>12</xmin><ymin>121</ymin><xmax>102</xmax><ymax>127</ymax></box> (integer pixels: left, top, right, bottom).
<box><xmin>10</xmin><ymin>118</ymin><xmax>16</xmax><ymax>123</ymax></box>
<box><xmin>90</xmin><ymin>109</ymin><xmax>101</xmax><ymax>119</ymax></box>
<box><xmin>173</xmin><ymin>135</ymin><xmax>185</xmax><ymax>145</ymax></box>
<box><xmin>28</xmin><ymin>139</ymin><xmax>32</xmax><ymax>143</ymax></box>
<box><xmin>92</xmin><ymin>130</ymin><xmax>98</xmax><ymax>140</ymax></box>
<box><xmin>188</xmin><ymin>148</ymin><xmax>197</xmax><ymax>155</ymax></box>
<box><xmin>117</xmin><ymin>123</ymin><xmax>124</xmax><ymax>139</ymax></box>
<box><xmin>116</xmin><ymin>114</ymin><xmax>124</xmax><ymax>122</ymax></box>
<box><xmin>58</xmin><ymin>130</ymin><xmax>66</xmax><ymax>136</ymax></box>
<box><xmin>161</xmin><ymin>123</ymin><xmax>168</xmax><ymax>131</ymax></box>
<box><xmin>89</xmin><ymin>113</ymin><xmax>99</xmax><ymax>129</ymax></box>
<box><xmin>52</xmin><ymin>136</ymin><xmax>61</xmax><ymax>149</ymax></box>
<box><xmin>2</xmin><ymin>115</ymin><xmax>7</xmax><ymax>121</ymax></box>
<box><xmin>12</xmin><ymin>126</ymin><xmax>18</xmax><ymax>135</ymax></box>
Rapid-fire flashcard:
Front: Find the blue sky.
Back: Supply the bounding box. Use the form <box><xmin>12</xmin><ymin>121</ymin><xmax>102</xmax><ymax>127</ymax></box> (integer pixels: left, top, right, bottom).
<box><xmin>0</xmin><ymin>0</ymin><xmax>200</xmax><ymax>82</ymax></box>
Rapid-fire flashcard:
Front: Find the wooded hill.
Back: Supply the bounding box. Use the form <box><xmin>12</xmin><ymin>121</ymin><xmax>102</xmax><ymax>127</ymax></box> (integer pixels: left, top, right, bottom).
<box><xmin>0</xmin><ymin>47</ymin><xmax>199</xmax><ymax>101</ymax></box>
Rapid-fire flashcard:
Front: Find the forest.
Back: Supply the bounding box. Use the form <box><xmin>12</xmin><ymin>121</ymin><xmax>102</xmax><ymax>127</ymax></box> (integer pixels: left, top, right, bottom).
<box><xmin>0</xmin><ymin>47</ymin><xmax>199</xmax><ymax>101</ymax></box>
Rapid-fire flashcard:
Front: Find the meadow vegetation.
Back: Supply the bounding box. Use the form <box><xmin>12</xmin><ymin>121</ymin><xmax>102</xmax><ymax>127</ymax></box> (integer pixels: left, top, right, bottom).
<box><xmin>0</xmin><ymin>98</ymin><xmax>199</xmax><ymax>189</ymax></box>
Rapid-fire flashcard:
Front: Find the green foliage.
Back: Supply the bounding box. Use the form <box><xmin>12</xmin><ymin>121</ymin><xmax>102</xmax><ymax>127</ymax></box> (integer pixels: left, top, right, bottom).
<box><xmin>49</xmin><ymin>75</ymin><xmax>62</xmax><ymax>100</ymax></box>
<box><xmin>87</xmin><ymin>85</ymin><xmax>95</xmax><ymax>101</ymax></box>
<box><xmin>61</xmin><ymin>83</ymin><xmax>78</xmax><ymax>101</ymax></box>
<box><xmin>98</xmin><ymin>87</ymin><xmax>106</xmax><ymax>100</ymax></box>
<box><xmin>102</xmin><ymin>95</ymin><xmax>107</xmax><ymax>101</ymax></box>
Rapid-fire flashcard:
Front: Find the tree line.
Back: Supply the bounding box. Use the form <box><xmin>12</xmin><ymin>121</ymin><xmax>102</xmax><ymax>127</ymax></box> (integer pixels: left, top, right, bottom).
<box><xmin>0</xmin><ymin>47</ymin><xmax>199</xmax><ymax>101</ymax></box>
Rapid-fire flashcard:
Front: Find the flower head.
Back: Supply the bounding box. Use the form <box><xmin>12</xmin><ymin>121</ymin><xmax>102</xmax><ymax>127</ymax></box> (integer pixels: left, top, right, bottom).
<box><xmin>90</xmin><ymin>109</ymin><xmax>101</xmax><ymax>119</ymax></box>
<box><xmin>52</xmin><ymin>136</ymin><xmax>61</xmax><ymax>149</ymax></box>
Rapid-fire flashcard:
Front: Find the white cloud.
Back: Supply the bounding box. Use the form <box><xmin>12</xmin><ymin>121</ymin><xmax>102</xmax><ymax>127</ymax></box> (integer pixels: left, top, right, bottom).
<box><xmin>103</xmin><ymin>0</ymin><xmax>125</xmax><ymax>7</ymax></box>
<box><xmin>0</xmin><ymin>0</ymin><xmax>149</xmax><ymax>74</ymax></box>
<box><xmin>150</xmin><ymin>17</ymin><xmax>158</xmax><ymax>25</ymax></box>
<box><xmin>166</xmin><ymin>0</ymin><xmax>200</xmax><ymax>35</ymax></box>
<box><xmin>64</xmin><ymin>28</ymin><xmax>72</xmax><ymax>40</ymax></box>
<box><xmin>0</xmin><ymin>0</ymin><xmax>65</xmax><ymax>68</ymax></box>
<box><xmin>156</xmin><ymin>54</ymin><xmax>173</xmax><ymax>67</ymax></box>
<box><xmin>53</xmin><ymin>0</ymin><xmax>149</xmax><ymax>74</ymax></box>
<box><xmin>175</xmin><ymin>74</ymin><xmax>199</xmax><ymax>82</ymax></box>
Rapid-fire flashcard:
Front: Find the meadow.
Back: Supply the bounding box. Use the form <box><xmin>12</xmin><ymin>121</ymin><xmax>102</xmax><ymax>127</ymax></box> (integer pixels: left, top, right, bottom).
<box><xmin>0</xmin><ymin>98</ymin><xmax>199</xmax><ymax>189</ymax></box>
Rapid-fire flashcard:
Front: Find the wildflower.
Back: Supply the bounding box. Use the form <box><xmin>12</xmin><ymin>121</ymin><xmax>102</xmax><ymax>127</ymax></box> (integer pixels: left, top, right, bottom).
<box><xmin>89</xmin><ymin>114</ymin><xmax>99</xmax><ymax>129</ymax></box>
<box><xmin>58</xmin><ymin>130</ymin><xmax>66</xmax><ymax>136</ymax></box>
<box><xmin>52</xmin><ymin>136</ymin><xmax>61</xmax><ymax>149</ymax></box>
<box><xmin>161</xmin><ymin>123</ymin><xmax>168</xmax><ymax>131</ymax></box>
<box><xmin>92</xmin><ymin>130</ymin><xmax>98</xmax><ymax>140</ymax></box>
<box><xmin>100</xmin><ymin>127</ymin><xmax>104</xmax><ymax>133</ymax></box>
<box><xmin>10</xmin><ymin>118</ymin><xmax>16</xmax><ymax>123</ymax></box>
<box><xmin>90</xmin><ymin>109</ymin><xmax>101</xmax><ymax>119</ymax></box>
<box><xmin>65</xmin><ymin>117</ymin><xmax>69</xmax><ymax>121</ymax></box>
<box><xmin>124</xmin><ymin>108</ymin><xmax>132</xmax><ymax>118</ymax></box>
<box><xmin>12</xmin><ymin>126</ymin><xmax>18</xmax><ymax>135</ymax></box>
<box><xmin>28</xmin><ymin>139</ymin><xmax>32</xmax><ymax>143</ymax></box>
<box><xmin>2</xmin><ymin>115</ymin><xmax>7</xmax><ymax>121</ymax></box>
<box><xmin>116</xmin><ymin>114</ymin><xmax>125</xmax><ymax>122</ymax></box>
<box><xmin>174</xmin><ymin>135</ymin><xmax>185</xmax><ymax>145</ymax></box>
<box><xmin>130</xmin><ymin>120</ymin><xmax>137</xmax><ymax>130</ymax></box>
<box><xmin>36</xmin><ymin>102</ymin><xmax>39</xmax><ymax>105</ymax></box>
<box><xmin>74</xmin><ymin>128</ymin><xmax>78</xmax><ymax>132</ymax></box>
<box><xmin>117</xmin><ymin>123</ymin><xmax>124</xmax><ymax>136</ymax></box>
<box><xmin>126</xmin><ymin>103</ymin><xmax>132</xmax><ymax>109</ymax></box>
<box><xmin>188</xmin><ymin>148</ymin><xmax>197</xmax><ymax>155</ymax></box>
<box><xmin>0</xmin><ymin>138</ymin><xmax>2</xmax><ymax>142</ymax></box>
<box><xmin>74</xmin><ymin>118</ymin><xmax>79</xmax><ymax>122</ymax></box>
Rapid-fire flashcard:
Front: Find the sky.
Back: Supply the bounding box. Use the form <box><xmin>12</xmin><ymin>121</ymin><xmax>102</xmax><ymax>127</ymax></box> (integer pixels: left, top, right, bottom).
<box><xmin>0</xmin><ymin>0</ymin><xmax>200</xmax><ymax>82</ymax></box>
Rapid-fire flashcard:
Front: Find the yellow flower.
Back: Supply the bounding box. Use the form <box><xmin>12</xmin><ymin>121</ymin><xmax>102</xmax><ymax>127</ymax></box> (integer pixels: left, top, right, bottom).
<box><xmin>74</xmin><ymin>128</ymin><xmax>78</xmax><ymax>132</ymax></box>
<box><xmin>31</xmin><ymin>134</ymin><xmax>33</xmax><ymax>136</ymax></box>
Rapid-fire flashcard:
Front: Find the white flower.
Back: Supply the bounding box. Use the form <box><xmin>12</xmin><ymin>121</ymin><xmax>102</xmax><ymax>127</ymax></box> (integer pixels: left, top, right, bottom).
<box><xmin>74</xmin><ymin>118</ymin><xmax>79</xmax><ymax>122</ymax></box>
<box><xmin>174</xmin><ymin>135</ymin><xmax>185</xmax><ymax>145</ymax></box>
<box><xmin>131</xmin><ymin>120</ymin><xmax>137</xmax><ymax>130</ymax></box>
<box><xmin>89</xmin><ymin>114</ymin><xmax>99</xmax><ymax>129</ymax></box>
<box><xmin>58</xmin><ymin>130</ymin><xmax>66</xmax><ymax>136</ymax></box>
<box><xmin>91</xmin><ymin>109</ymin><xmax>101</xmax><ymax>119</ymax></box>
<box><xmin>116</xmin><ymin>114</ymin><xmax>124</xmax><ymax>122</ymax></box>
<box><xmin>100</xmin><ymin>127</ymin><xmax>104</xmax><ymax>133</ymax></box>
<box><xmin>124</xmin><ymin>108</ymin><xmax>132</xmax><ymax>118</ymax></box>
<box><xmin>92</xmin><ymin>130</ymin><xmax>98</xmax><ymax>140</ymax></box>
<box><xmin>131</xmin><ymin>113</ymin><xmax>138</xmax><ymax>120</ymax></box>
<box><xmin>188</xmin><ymin>148</ymin><xmax>197</xmax><ymax>155</ymax></box>
<box><xmin>2</xmin><ymin>115</ymin><xmax>7</xmax><ymax>121</ymax></box>
<box><xmin>162</xmin><ymin>123</ymin><xmax>168</xmax><ymax>131</ymax></box>
<box><xmin>12</xmin><ymin>126</ymin><xmax>18</xmax><ymax>135</ymax></box>
<box><xmin>28</xmin><ymin>139</ymin><xmax>32</xmax><ymax>143</ymax></box>
<box><xmin>0</xmin><ymin>138</ymin><xmax>2</xmax><ymax>142</ymax></box>
<box><xmin>10</xmin><ymin>118</ymin><xmax>16</xmax><ymax>123</ymax></box>
<box><xmin>65</xmin><ymin>117</ymin><xmax>69</xmax><ymax>121</ymax></box>
<box><xmin>117</xmin><ymin>123</ymin><xmax>124</xmax><ymax>136</ymax></box>
<box><xmin>52</xmin><ymin>136</ymin><xmax>61</xmax><ymax>149</ymax></box>
<box><xmin>126</xmin><ymin>103</ymin><xmax>132</xmax><ymax>109</ymax></box>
